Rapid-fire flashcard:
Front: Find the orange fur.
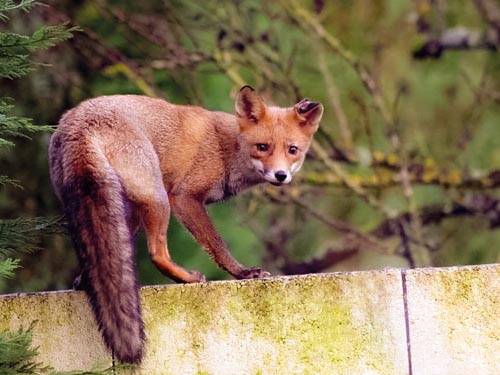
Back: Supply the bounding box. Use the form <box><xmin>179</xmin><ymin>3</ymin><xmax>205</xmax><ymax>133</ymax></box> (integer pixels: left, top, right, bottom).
<box><xmin>48</xmin><ymin>86</ymin><xmax>323</xmax><ymax>363</ymax></box>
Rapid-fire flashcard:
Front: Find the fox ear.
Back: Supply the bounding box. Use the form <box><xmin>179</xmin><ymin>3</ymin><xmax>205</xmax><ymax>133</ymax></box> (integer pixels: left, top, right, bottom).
<box><xmin>235</xmin><ymin>85</ymin><xmax>267</xmax><ymax>123</ymax></box>
<box><xmin>294</xmin><ymin>98</ymin><xmax>324</xmax><ymax>130</ymax></box>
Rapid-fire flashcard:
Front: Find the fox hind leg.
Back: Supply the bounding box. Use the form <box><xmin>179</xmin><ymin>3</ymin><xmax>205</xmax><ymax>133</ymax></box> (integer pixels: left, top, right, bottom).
<box><xmin>108</xmin><ymin>140</ymin><xmax>206</xmax><ymax>284</ymax></box>
<box><xmin>139</xmin><ymin>193</ymin><xmax>206</xmax><ymax>283</ymax></box>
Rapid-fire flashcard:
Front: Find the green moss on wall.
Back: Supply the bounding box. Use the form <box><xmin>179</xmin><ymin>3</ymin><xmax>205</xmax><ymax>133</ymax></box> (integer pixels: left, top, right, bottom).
<box><xmin>140</xmin><ymin>272</ymin><xmax>405</xmax><ymax>374</ymax></box>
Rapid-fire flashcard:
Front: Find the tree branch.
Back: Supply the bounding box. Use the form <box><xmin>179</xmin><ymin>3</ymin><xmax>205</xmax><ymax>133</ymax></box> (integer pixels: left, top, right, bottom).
<box><xmin>413</xmin><ymin>0</ymin><xmax>500</xmax><ymax>59</ymax></box>
<box><xmin>276</xmin><ymin>191</ymin><xmax>500</xmax><ymax>274</ymax></box>
<box><xmin>413</xmin><ymin>26</ymin><xmax>497</xmax><ymax>59</ymax></box>
<box><xmin>281</xmin><ymin>247</ymin><xmax>358</xmax><ymax>275</ymax></box>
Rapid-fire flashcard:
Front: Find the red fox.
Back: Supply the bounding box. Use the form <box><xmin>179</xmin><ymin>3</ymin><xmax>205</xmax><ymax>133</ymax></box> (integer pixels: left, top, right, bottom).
<box><xmin>48</xmin><ymin>86</ymin><xmax>323</xmax><ymax>364</ymax></box>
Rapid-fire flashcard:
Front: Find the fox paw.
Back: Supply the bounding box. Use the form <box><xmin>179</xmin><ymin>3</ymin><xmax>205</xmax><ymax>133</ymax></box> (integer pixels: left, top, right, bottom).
<box><xmin>188</xmin><ymin>270</ymin><xmax>206</xmax><ymax>283</ymax></box>
<box><xmin>238</xmin><ymin>267</ymin><xmax>271</xmax><ymax>280</ymax></box>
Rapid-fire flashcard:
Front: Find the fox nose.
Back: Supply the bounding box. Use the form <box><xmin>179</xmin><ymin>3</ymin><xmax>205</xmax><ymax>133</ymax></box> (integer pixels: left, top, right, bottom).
<box><xmin>275</xmin><ymin>170</ymin><xmax>288</xmax><ymax>182</ymax></box>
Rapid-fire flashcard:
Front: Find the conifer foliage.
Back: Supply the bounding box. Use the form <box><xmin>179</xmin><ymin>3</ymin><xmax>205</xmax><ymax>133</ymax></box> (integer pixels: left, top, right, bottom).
<box><xmin>0</xmin><ymin>1</ymin><xmax>73</xmax><ymax>374</ymax></box>
<box><xmin>0</xmin><ymin>0</ymin><xmax>74</xmax><ymax>275</ymax></box>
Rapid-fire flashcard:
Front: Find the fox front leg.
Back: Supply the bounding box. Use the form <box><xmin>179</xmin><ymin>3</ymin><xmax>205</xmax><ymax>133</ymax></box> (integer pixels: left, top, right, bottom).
<box><xmin>170</xmin><ymin>194</ymin><xmax>271</xmax><ymax>280</ymax></box>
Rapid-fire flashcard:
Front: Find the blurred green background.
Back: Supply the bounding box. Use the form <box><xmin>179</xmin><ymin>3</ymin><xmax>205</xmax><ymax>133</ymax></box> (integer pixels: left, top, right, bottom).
<box><xmin>2</xmin><ymin>0</ymin><xmax>500</xmax><ymax>293</ymax></box>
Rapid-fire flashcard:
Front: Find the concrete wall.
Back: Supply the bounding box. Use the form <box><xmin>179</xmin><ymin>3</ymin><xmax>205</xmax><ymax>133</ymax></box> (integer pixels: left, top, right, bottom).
<box><xmin>1</xmin><ymin>265</ymin><xmax>499</xmax><ymax>375</ymax></box>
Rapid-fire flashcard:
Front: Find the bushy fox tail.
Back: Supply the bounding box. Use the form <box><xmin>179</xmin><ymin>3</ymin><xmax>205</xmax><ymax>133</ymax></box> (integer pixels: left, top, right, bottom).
<box><xmin>49</xmin><ymin>134</ymin><xmax>145</xmax><ymax>364</ymax></box>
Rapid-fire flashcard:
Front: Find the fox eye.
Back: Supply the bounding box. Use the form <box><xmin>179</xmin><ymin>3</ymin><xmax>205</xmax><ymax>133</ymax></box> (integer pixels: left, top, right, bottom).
<box><xmin>288</xmin><ymin>145</ymin><xmax>298</xmax><ymax>155</ymax></box>
<box><xmin>256</xmin><ymin>143</ymin><xmax>269</xmax><ymax>152</ymax></box>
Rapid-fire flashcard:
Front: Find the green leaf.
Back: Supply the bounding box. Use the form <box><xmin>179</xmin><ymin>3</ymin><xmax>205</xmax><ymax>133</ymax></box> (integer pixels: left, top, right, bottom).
<box><xmin>0</xmin><ymin>176</ymin><xmax>22</xmax><ymax>188</ymax></box>
<box><xmin>0</xmin><ymin>322</ymin><xmax>50</xmax><ymax>374</ymax></box>
<box><xmin>0</xmin><ymin>138</ymin><xmax>15</xmax><ymax>148</ymax></box>
<box><xmin>0</xmin><ymin>54</ymin><xmax>33</xmax><ymax>79</ymax></box>
<box><xmin>28</xmin><ymin>23</ymin><xmax>78</xmax><ymax>50</ymax></box>
<box><xmin>0</xmin><ymin>257</ymin><xmax>19</xmax><ymax>279</ymax></box>
<box><xmin>0</xmin><ymin>217</ymin><xmax>65</xmax><ymax>259</ymax></box>
<box><xmin>0</xmin><ymin>1</ymin><xmax>39</xmax><ymax>21</ymax></box>
<box><xmin>0</xmin><ymin>24</ymin><xmax>79</xmax><ymax>79</ymax></box>
<box><xmin>51</xmin><ymin>363</ymin><xmax>138</xmax><ymax>375</ymax></box>
<box><xmin>0</xmin><ymin>97</ymin><xmax>53</xmax><ymax>145</ymax></box>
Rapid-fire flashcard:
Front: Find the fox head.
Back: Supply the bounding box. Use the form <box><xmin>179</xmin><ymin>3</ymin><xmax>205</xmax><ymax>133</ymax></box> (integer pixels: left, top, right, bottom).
<box><xmin>235</xmin><ymin>85</ymin><xmax>323</xmax><ymax>185</ymax></box>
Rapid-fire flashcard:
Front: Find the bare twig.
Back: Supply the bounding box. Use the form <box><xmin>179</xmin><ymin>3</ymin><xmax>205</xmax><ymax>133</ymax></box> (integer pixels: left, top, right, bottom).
<box><xmin>280</xmin><ymin>0</ymin><xmax>393</xmax><ymax>129</ymax></box>
<box><xmin>310</xmin><ymin>141</ymin><xmax>388</xmax><ymax>215</ymax></box>
<box><xmin>257</xmin><ymin>206</ymin><xmax>359</xmax><ymax>275</ymax></box>
<box><xmin>372</xmin><ymin>192</ymin><xmax>500</xmax><ymax>238</ymax></box>
<box><xmin>473</xmin><ymin>0</ymin><xmax>500</xmax><ymax>48</ymax></box>
<box><xmin>315</xmin><ymin>43</ymin><xmax>353</xmax><ymax>151</ymax></box>
<box><xmin>281</xmin><ymin>247</ymin><xmax>358</xmax><ymax>274</ymax></box>
<box><xmin>36</xmin><ymin>5</ymin><xmax>161</xmax><ymax>97</ymax></box>
<box><xmin>301</xmin><ymin>161</ymin><xmax>500</xmax><ymax>190</ymax></box>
